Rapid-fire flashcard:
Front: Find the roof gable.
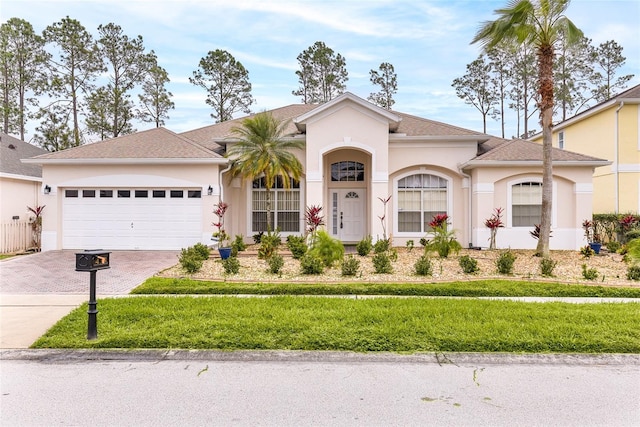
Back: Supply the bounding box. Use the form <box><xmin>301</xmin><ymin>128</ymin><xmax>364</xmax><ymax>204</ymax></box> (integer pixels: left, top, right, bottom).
<box><xmin>294</xmin><ymin>92</ymin><xmax>401</xmax><ymax>132</ymax></box>
<box><xmin>28</xmin><ymin>127</ymin><xmax>223</xmax><ymax>162</ymax></box>
<box><xmin>0</xmin><ymin>132</ymin><xmax>47</xmax><ymax>177</ymax></box>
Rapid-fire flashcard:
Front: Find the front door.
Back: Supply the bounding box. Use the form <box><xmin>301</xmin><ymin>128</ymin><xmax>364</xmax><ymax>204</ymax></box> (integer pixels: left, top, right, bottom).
<box><xmin>331</xmin><ymin>189</ymin><xmax>365</xmax><ymax>242</ymax></box>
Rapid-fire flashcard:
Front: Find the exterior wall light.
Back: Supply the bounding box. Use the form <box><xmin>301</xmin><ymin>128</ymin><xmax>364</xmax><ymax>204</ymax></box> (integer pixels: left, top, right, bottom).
<box><xmin>207</xmin><ymin>185</ymin><xmax>213</xmax><ymax>196</ymax></box>
<box><xmin>44</xmin><ymin>185</ymin><xmax>51</xmax><ymax>194</ymax></box>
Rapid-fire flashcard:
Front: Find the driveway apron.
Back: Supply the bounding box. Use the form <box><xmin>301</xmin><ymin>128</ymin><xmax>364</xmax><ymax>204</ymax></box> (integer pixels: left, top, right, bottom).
<box><xmin>0</xmin><ymin>250</ymin><xmax>178</xmax><ymax>348</ymax></box>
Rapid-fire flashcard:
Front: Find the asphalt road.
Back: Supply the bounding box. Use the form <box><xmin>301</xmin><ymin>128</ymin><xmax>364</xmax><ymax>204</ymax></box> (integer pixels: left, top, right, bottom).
<box><xmin>1</xmin><ymin>351</ymin><xmax>639</xmax><ymax>426</ymax></box>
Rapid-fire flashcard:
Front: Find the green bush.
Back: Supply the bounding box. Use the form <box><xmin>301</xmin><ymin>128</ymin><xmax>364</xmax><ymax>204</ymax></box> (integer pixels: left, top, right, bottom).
<box><xmin>372</xmin><ymin>252</ymin><xmax>393</xmax><ymax>274</ymax></box>
<box><xmin>179</xmin><ymin>248</ymin><xmax>203</xmax><ymax>274</ymax></box>
<box><xmin>423</xmin><ymin>226</ymin><xmax>462</xmax><ymax>258</ymax></box>
<box><xmin>192</xmin><ymin>243</ymin><xmax>211</xmax><ymax>260</ymax></box>
<box><xmin>496</xmin><ymin>249</ymin><xmax>516</xmax><ymax>275</ymax></box>
<box><xmin>286</xmin><ymin>235</ymin><xmax>308</xmax><ymax>260</ymax></box>
<box><xmin>222</xmin><ymin>256</ymin><xmax>240</xmax><ymax>275</ymax></box>
<box><xmin>625</xmin><ymin>230</ymin><xmax>640</xmax><ymax>241</ymax></box>
<box><xmin>267</xmin><ymin>254</ymin><xmax>284</xmax><ymax>274</ymax></box>
<box><xmin>581</xmin><ymin>264</ymin><xmax>598</xmax><ymax>280</ymax></box>
<box><xmin>540</xmin><ymin>257</ymin><xmax>557</xmax><ymax>277</ymax></box>
<box><xmin>406</xmin><ymin>240</ymin><xmax>415</xmax><ymax>252</ymax></box>
<box><xmin>606</xmin><ymin>240</ymin><xmax>621</xmax><ymax>253</ymax></box>
<box><xmin>300</xmin><ymin>253</ymin><xmax>324</xmax><ymax>275</ymax></box>
<box><xmin>459</xmin><ymin>255</ymin><xmax>479</xmax><ymax>274</ymax></box>
<box><xmin>414</xmin><ymin>255</ymin><xmax>433</xmax><ymax>276</ymax></box>
<box><xmin>258</xmin><ymin>230</ymin><xmax>281</xmax><ymax>260</ymax></box>
<box><xmin>627</xmin><ymin>265</ymin><xmax>640</xmax><ymax>281</ymax></box>
<box><xmin>252</xmin><ymin>232</ymin><xmax>264</xmax><ymax>244</ymax></box>
<box><xmin>373</xmin><ymin>238</ymin><xmax>390</xmax><ymax>254</ymax></box>
<box><xmin>308</xmin><ymin>230</ymin><xmax>344</xmax><ymax>267</ymax></box>
<box><xmin>341</xmin><ymin>255</ymin><xmax>360</xmax><ymax>276</ymax></box>
<box><xmin>232</xmin><ymin>235</ymin><xmax>247</xmax><ymax>252</ymax></box>
<box><xmin>356</xmin><ymin>235</ymin><xmax>373</xmax><ymax>256</ymax></box>
<box><xmin>580</xmin><ymin>245</ymin><xmax>595</xmax><ymax>258</ymax></box>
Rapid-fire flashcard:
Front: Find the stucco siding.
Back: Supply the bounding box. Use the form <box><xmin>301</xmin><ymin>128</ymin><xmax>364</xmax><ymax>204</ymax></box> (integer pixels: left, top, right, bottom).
<box><xmin>0</xmin><ymin>177</ymin><xmax>42</xmax><ymax>222</ymax></box>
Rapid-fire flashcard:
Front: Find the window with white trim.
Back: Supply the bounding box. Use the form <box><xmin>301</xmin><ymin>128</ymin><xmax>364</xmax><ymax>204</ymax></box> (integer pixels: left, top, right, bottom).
<box><xmin>252</xmin><ymin>176</ymin><xmax>300</xmax><ymax>232</ymax></box>
<box><xmin>512</xmin><ymin>182</ymin><xmax>542</xmax><ymax>226</ymax></box>
<box><xmin>397</xmin><ymin>173</ymin><xmax>448</xmax><ymax>232</ymax></box>
<box><xmin>558</xmin><ymin>131</ymin><xmax>564</xmax><ymax>149</ymax></box>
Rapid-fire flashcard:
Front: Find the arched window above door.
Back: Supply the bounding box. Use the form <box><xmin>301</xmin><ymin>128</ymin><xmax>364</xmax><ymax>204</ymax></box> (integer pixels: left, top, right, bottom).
<box><xmin>331</xmin><ymin>161</ymin><xmax>364</xmax><ymax>182</ymax></box>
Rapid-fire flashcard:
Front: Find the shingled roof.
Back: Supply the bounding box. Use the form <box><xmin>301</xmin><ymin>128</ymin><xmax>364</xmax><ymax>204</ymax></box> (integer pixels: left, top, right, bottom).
<box><xmin>0</xmin><ymin>132</ymin><xmax>47</xmax><ymax>178</ymax></box>
<box><xmin>26</xmin><ymin>127</ymin><xmax>224</xmax><ymax>163</ymax></box>
<box><xmin>462</xmin><ymin>138</ymin><xmax>610</xmax><ymax>169</ymax></box>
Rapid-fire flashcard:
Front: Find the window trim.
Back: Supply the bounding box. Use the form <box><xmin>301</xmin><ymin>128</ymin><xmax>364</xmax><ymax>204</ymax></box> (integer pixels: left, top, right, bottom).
<box><xmin>393</xmin><ymin>170</ymin><xmax>453</xmax><ymax>237</ymax></box>
<box><xmin>558</xmin><ymin>131</ymin><xmax>564</xmax><ymax>149</ymax></box>
<box><xmin>507</xmin><ymin>177</ymin><xmax>557</xmax><ymax>228</ymax></box>
<box><xmin>246</xmin><ymin>176</ymin><xmax>305</xmax><ymax>235</ymax></box>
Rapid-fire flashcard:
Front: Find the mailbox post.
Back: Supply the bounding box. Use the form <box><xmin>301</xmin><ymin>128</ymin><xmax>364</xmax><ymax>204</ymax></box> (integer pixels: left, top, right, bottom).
<box><xmin>75</xmin><ymin>250</ymin><xmax>110</xmax><ymax>340</ymax></box>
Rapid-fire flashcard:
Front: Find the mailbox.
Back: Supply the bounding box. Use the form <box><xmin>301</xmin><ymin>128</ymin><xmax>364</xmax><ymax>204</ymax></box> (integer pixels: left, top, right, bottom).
<box><xmin>75</xmin><ymin>250</ymin><xmax>111</xmax><ymax>272</ymax></box>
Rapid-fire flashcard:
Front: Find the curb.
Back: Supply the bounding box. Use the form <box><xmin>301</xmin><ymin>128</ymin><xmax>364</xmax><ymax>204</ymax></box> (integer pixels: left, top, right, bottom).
<box><xmin>2</xmin><ymin>349</ymin><xmax>639</xmax><ymax>365</ymax></box>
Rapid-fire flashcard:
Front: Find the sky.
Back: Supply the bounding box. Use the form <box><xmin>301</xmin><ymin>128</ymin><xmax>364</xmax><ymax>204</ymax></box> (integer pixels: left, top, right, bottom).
<box><xmin>2</xmin><ymin>0</ymin><xmax>639</xmax><ymax>141</ymax></box>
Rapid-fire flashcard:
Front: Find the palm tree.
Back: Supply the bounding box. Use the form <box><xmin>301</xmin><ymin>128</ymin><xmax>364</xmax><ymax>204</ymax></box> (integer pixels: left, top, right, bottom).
<box><xmin>472</xmin><ymin>0</ymin><xmax>583</xmax><ymax>257</ymax></box>
<box><xmin>226</xmin><ymin>111</ymin><xmax>305</xmax><ymax>232</ymax></box>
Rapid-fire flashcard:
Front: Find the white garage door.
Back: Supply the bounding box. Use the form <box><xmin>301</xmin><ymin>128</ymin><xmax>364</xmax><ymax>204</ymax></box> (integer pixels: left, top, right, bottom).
<box><xmin>63</xmin><ymin>188</ymin><xmax>203</xmax><ymax>250</ymax></box>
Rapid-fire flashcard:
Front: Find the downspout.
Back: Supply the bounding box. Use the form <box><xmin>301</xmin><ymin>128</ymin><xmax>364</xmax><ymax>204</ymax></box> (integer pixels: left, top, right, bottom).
<box><xmin>218</xmin><ymin>161</ymin><xmax>232</xmax><ymax>203</ymax></box>
<box><xmin>614</xmin><ymin>101</ymin><xmax>624</xmax><ymax>214</ymax></box>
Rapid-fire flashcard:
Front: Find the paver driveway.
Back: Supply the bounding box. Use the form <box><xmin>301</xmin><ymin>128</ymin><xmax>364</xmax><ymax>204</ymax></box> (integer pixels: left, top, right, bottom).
<box><xmin>0</xmin><ymin>250</ymin><xmax>179</xmax><ymax>295</ymax></box>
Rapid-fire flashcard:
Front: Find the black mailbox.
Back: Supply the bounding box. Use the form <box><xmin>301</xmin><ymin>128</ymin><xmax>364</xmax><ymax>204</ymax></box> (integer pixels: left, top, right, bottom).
<box><xmin>75</xmin><ymin>250</ymin><xmax>111</xmax><ymax>271</ymax></box>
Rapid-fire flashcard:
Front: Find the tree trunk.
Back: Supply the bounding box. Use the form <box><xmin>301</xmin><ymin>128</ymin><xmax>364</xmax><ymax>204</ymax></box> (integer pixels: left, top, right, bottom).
<box><xmin>535</xmin><ymin>44</ymin><xmax>554</xmax><ymax>258</ymax></box>
<box><xmin>265</xmin><ymin>187</ymin><xmax>272</xmax><ymax>232</ymax></box>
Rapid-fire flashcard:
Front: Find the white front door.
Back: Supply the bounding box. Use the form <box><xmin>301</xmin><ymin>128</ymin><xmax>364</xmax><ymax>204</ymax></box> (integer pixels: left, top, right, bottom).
<box><xmin>331</xmin><ymin>189</ymin><xmax>365</xmax><ymax>242</ymax></box>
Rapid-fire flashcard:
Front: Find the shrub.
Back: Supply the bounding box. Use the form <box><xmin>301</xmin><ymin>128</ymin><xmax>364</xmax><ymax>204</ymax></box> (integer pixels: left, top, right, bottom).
<box><xmin>222</xmin><ymin>256</ymin><xmax>240</xmax><ymax>275</ymax></box>
<box><xmin>252</xmin><ymin>232</ymin><xmax>264</xmax><ymax>244</ymax></box>
<box><xmin>300</xmin><ymin>253</ymin><xmax>324</xmax><ymax>275</ymax></box>
<box><xmin>540</xmin><ymin>257</ymin><xmax>557</xmax><ymax>277</ymax></box>
<box><xmin>419</xmin><ymin>237</ymin><xmax>429</xmax><ymax>247</ymax></box>
<box><xmin>341</xmin><ymin>255</ymin><xmax>360</xmax><ymax>276</ymax></box>
<box><xmin>232</xmin><ymin>235</ymin><xmax>247</xmax><ymax>252</ymax></box>
<box><xmin>459</xmin><ymin>255</ymin><xmax>479</xmax><ymax>274</ymax></box>
<box><xmin>581</xmin><ymin>264</ymin><xmax>598</xmax><ymax>280</ymax></box>
<box><xmin>192</xmin><ymin>243</ymin><xmax>211</xmax><ymax>260</ymax></box>
<box><xmin>373</xmin><ymin>238</ymin><xmax>390</xmax><ymax>254</ymax></box>
<box><xmin>606</xmin><ymin>241</ymin><xmax>621</xmax><ymax>253</ymax></box>
<box><xmin>406</xmin><ymin>240</ymin><xmax>414</xmax><ymax>252</ymax></box>
<box><xmin>356</xmin><ymin>235</ymin><xmax>373</xmax><ymax>256</ymax></box>
<box><xmin>496</xmin><ymin>249</ymin><xmax>516</xmax><ymax>275</ymax></box>
<box><xmin>423</xmin><ymin>226</ymin><xmax>461</xmax><ymax>258</ymax></box>
<box><xmin>625</xmin><ymin>229</ymin><xmax>640</xmax><ymax>241</ymax></box>
<box><xmin>308</xmin><ymin>230</ymin><xmax>344</xmax><ymax>267</ymax></box>
<box><xmin>627</xmin><ymin>265</ymin><xmax>640</xmax><ymax>281</ymax></box>
<box><xmin>267</xmin><ymin>254</ymin><xmax>284</xmax><ymax>274</ymax></box>
<box><xmin>372</xmin><ymin>252</ymin><xmax>393</xmax><ymax>274</ymax></box>
<box><xmin>286</xmin><ymin>235</ymin><xmax>308</xmax><ymax>260</ymax></box>
<box><xmin>580</xmin><ymin>245</ymin><xmax>595</xmax><ymax>258</ymax></box>
<box><xmin>258</xmin><ymin>230</ymin><xmax>281</xmax><ymax>260</ymax></box>
<box><xmin>179</xmin><ymin>247</ymin><xmax>203</xmax><ymax>273</ymax></box>
<box><xmin>414</xmin><ymin>255</ymin><xmax>433</xmax><ymax>276</ymax></box>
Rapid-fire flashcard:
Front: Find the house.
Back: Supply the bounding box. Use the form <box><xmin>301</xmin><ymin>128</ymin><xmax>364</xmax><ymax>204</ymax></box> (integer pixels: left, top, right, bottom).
<box><xmin>529</xmin><ymin>84</ymin><xmax>640</xmax><ymax>214</ymax></box>
<box><xmin>24</xmin><ymin>92</ymin><xmax>609</xmax><ymax>252</ymax></box>
<box><xmin>0</xmin><ymin>133</ymin><xmax>48</xmax><ymax>252</ymax></box>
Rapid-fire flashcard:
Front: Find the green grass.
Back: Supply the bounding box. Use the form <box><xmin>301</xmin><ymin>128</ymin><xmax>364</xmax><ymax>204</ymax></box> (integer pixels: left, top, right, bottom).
<box><xmin>0</xmin><ymin>254</ymin><xmax>17</xmax><ymax>260</ymax></box>
<box><xmin>32</xmin><ymin>296</ymin><xmax>640</xmax><ymax>353</ymax></box>
<box><xmin>132</xmin><ymin>277</ymin><xmax>640</xmax><ymax>298</ymax></box>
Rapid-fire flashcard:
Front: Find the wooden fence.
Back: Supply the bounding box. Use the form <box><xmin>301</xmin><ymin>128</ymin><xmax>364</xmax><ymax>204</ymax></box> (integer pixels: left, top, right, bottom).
<box><xmin>1</xmin><ymin>221</ymin><xmax>32</xmax><ymax>253</ymax></box>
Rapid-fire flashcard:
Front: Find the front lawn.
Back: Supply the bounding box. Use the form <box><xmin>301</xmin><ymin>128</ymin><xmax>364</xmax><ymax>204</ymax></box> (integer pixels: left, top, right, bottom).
<box><xmin>32</xmin><ymin>296</ymin><xmax>640</xmax><ymax>353</ymax></box>
<box><xmin>132</xmin><ymin>277</ymin><xmax>640</xmax><ymax>298</ymax></box>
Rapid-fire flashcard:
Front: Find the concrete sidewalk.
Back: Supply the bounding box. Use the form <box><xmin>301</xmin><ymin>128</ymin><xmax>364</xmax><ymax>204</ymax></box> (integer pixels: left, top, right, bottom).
<box><xmin>0</xmin><ymin>294</ymin><xmax>87</xmax><ymax>348</ymax></box>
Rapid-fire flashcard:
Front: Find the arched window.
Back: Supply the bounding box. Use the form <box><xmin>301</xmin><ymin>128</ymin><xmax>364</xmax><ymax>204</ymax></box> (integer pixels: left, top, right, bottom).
<box><xmin>251</xmin><ymin>176</ymin><xmax>300</xmax><ymax>232</ymax></box>
<box><xmin>331</xmin><ymin>161</ymin><xmax>364</xmax><ymax>181</ymax></box>
<box><xmin>512</xmin><ymin>182</ymin><xmax>542</xmax><ymax>227</ymax></box>
<box><xmin>397</xmin><ymin>173</ymin><xmax>448</xmax><ymax>232</ymax></box>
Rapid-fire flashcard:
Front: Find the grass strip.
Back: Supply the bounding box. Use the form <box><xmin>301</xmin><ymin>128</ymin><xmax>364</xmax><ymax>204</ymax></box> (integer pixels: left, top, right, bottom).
<box><xmin>132</xmin><ymin>277</ymin><xmax>640</xmax><ymax>298</ymax></box>
<box><xmin>32</xmin><ymin>296</ymin><xmax>640</xmax><ymax>353</ymax></box>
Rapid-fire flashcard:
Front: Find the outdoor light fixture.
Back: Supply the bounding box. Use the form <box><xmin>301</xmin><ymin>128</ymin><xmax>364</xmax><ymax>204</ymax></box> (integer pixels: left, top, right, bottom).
<box><xmin>207</xmin><ymin>185</ymin><xmax>213</xmax><ymax>196</ymax></box>
<box><xmin>44</xmin><ymin>185</ymin><xmax>51</xmax><ymax>194</ymax></box>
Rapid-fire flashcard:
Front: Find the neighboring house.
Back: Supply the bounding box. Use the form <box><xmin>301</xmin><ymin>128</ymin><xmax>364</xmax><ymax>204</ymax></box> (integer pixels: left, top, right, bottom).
<box><xmin>24</xmin><ymin>92</ymin><xmax>609</xmax><ymax>252</ymax></box>
<box><xmin>530</xmin><ymin>84</ymin><xmax>640</xmax><ymax>214</ymax></box>
<box><xmin>0</xmin><ymin>133</ymin><xmax>48</xmax><ymax>252</ymax></box>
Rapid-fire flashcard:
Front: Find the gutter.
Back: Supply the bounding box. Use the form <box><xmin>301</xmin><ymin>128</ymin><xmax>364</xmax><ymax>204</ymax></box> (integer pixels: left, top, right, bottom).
<box><xmin>614</xmin><ymin>101</ymin><xmax>624</xmax><ymax>214</ymax></box>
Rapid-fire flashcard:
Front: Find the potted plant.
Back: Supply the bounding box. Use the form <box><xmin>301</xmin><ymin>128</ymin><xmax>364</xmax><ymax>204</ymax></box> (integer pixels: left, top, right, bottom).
<box><xmin>213</xmin><ymin>202</ymin><xmax>232</xmax><ymax>259</ymax></box>
<box><xmin>582</xmin><ymin>219</ymin><xmax>602</xmax><ymax>254</ymax></box>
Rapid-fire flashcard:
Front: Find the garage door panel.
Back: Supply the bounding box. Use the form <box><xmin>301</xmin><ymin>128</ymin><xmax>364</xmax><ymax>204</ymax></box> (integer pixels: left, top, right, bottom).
<box><xmin>63</xmin><ymin>188</ymin><xmax>202</xmax><ymax>250</ymax></box>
